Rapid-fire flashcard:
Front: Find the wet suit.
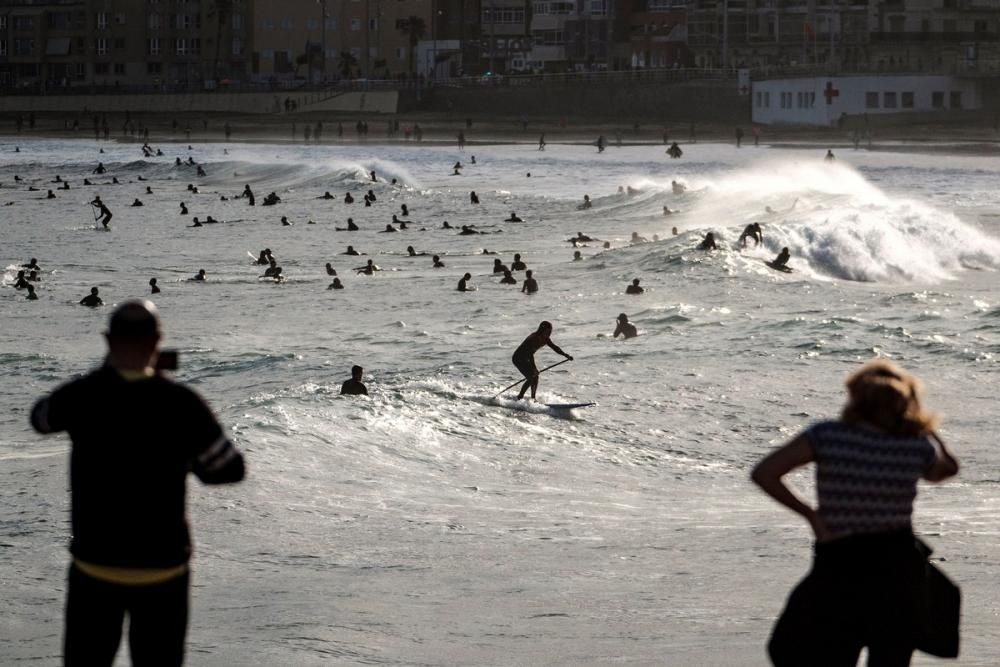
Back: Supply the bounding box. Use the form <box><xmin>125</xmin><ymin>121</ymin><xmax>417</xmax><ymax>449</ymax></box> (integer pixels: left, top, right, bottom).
<box><xmin>30</xmin><ymin>366</ymin><xmax>244</xmax><ymax>667</ymax></box>
<box><xmin>511</xmin><ymin>330</ymin><xmax>571</xmax><ymax>400</ymax></box>
<box><xmin>91</xmin><ymin>199</ymin><xmax>113</xmax><ymax>228</ymax></box>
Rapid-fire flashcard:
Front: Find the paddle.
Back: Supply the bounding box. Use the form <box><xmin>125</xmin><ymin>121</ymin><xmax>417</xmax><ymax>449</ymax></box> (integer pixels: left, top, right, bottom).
<box><xmin>494</xmin><ymin>358</ymin><xmax>572</xmax><ymax>398</ymax></box>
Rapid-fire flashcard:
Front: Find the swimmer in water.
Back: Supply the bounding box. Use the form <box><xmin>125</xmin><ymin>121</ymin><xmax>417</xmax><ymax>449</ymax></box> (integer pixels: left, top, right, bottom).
<box><xmin>344</xmin><ymin>192</ymin><xmax>354</xmax><ymax>204</ymax></box>
<box><xmin>191</xmin><ymin>217</ymin><xmax>203</xmax><ymax>227</ymax></box>
<box><xmin>407</xmin><ymin>246</ymin><xmax>427</xmax><ymax>257</ymax></box>
<box><xmin>179</xmin><ymin>202</ymin><xmax>188</xmax><ymax>215</ymax></box>
<box><xmin>663</xmin><ymin>206</ymin><xmax>674</xmax><ymax>215</ymax></box>
<box><xmin>500</xmin><ymin>269</ymin><xmax>517</xmax><ymax>285</ymax></box>
<box><xmin>442</xmin><ymin>221</ymin><xmax>452</xmax><ymax>229</ymax></box>
<box><xmin>457</xmin><ymin>273</ymin><xmax>474</xmax><ymax>292</ymax></box>
<box><xmin>47</xmin><ymin>190</ymin><xmax>56</xmax><ymax>199</ymax></box>
<box><xmin>505</xmin><ymin>212</ymin><xmax>523</xmax><ymax>222</ymax></box>
<box><xmin>567</xmin><ymin>232</ymin><xmax>596</xmax><ymax>244</ymax></box>
<box><xmin>192</xmin><ymin>269</ymin><xmax>206</xmax><ymax>281</ymax></box>
<box><xmin>511</xmin><ymin>253</ymin><xmax>527</xmax><ymax>271</ymax></box>
<box><xmin>366</xmin><ymin>189</ymin><xmax>376</xmax><ymax>202</ymax></box>
<box><xmin>344</xmin><ymin>218</ymin><xmax>359</xmax><ymax>231</ymax></box>
<box><xmin>326</xmin><ymin>263</ymin><xmax>337</xmax><ymax>276</ymax></box>
<box><xmin>381</xmin><ymin>224</ymin><xmax>397</xmax><ymax>233</ymax></box>
<box><xmin>280</xmin><ymin>216</ymin><xmax>292</xmax><ymax>226</ymax></box>
<box><xmin>79</xmin><ymin>287</ymin><xmax>103</xmax><ymax>307</ymax></box>
<box><xmin>697</xmin><ymin>232</ymin><xmax>718</xmax><ymax>250</ymax></box>
<box><xmin>625</xmin><ymin>278</ymin><xmax>644</xmax><ymax>295</ymax></box>
<box><xmin>459</xmin><ymin>225</ymin><xmax>479</xmax><ymax>235</ymax></box>
<box><xmin>493</xmin><ymin>258</ymin><xmax>510</xmax><ymax>274</ymax></box>
<box><xmin>671</xmin><ymin>180</ymin><xmax>687</xmax><ymax>195</ymax></box>
<box><xmin>573</xmin><ymin>250</ymin><xmax>583</xmax><ymax>261</ymax></box>
<box><xmin>255</xmin><ymin>251</ymin><xmax>269</xmax><ymax>265</ymax></box>
<box><xmin>613</xmin><ymin>313</ymin><xmax>638</xmax><ymax>339</ymax></box>
<box><xmin>328</xmin><ymin>277</ymin><xmax>344</xmax><ymax>290</ymax></box>
<box><xmin>22</xmin><ymin>258</ymin><xmax>41</xmax><ymax>271</ymax></box>
<box><xmin>13</xmin><ymin>271</ymin><xmax>29</xmax><ymax>289</ymax></box>
<box><xmin>738</xmin><ymin>222</ymin><xmax>763</xmax><ymax>248</ymax></box>
<box><xmin>580</xmin><ymin>195</ymin><xmax>592</xmax><ymax>210</ymax></box>
<box><xmin>470</xmin><ymin>191</ymin><xmax>480</xmax><ymax>205</ymax></box>
<box><xmin>320</xmin><ymin>191</ymin><xmax>334</xmax><ymax>200</ymax></box>
<box><xmin>630</xmin><ymin>231</ymin><xmax>648</xmax><ymax>244</ymax></box>
<box><xmin>432</xmin><ymin>255</ymin><xmax>445</xmax><ymax>268</ymax></box>
<box><xmin>400</xmin><ymin>204</ymin><xmax>409</xmax><ymax>216</ymax></box>
<box><xmin>344</xmin><ymin>246</ymin><xmax>360</xmax><ymax>256</ymax></box>
<box><xmin>521</xmin><ymin>270</ymin><xmax>538</xmax><ymax>294</ymax></box>
<box><xmin>149</xmin><ymin>278</ymin><xmax>160</xmax><ymax>294</ymax></box>
<box><xmin>132</xmin><ymin>198</ymin><xmax>143</xmax><ymax>207</ymax></box>
<box><xmin>93</xmin><ymin>162</ymin><xmax>106</xmax><ymax>174</ymax></box>
<box><xmin>341</xmin><ymin>365</ymin><xmax>368</xmax><ymax>395</ymax></box>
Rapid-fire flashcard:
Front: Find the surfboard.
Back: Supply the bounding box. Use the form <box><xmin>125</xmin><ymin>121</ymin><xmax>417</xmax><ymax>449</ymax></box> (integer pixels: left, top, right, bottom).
<box><xmin>545</xmin><ymin>402</ymin><xmax>596</xmax><ymax>410</ymax></box>
<box><xmin>765</xmin><ymin>261</ymin><xmax>793</xmax><ymax>273</ymax></box>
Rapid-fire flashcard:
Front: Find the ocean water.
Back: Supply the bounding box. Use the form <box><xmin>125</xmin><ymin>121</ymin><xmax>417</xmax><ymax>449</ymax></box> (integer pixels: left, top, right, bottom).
<box><xmin>1</xmin><ymin>137</ymin><xmax>999</xmax><ymax>665</ymax></box>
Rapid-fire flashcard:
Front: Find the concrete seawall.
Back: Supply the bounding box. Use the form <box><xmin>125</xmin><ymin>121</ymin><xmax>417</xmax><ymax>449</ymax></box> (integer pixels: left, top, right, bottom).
<box><xmin>407</xmin><ymin>80</ymin><xmax>751</xmax><ymax>122</ymax></box>
<box><xmin>0</xmin><ymin>91</ymin><xmax>398</xmax><ymax>115</ymax></box>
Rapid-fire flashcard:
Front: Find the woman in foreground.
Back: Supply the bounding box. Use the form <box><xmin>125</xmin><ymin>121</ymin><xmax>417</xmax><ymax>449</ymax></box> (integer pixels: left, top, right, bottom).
<box><xmin>752</xmin><ymin>359</ymin><xmax>960</xmax><ymax>666</ymax></box>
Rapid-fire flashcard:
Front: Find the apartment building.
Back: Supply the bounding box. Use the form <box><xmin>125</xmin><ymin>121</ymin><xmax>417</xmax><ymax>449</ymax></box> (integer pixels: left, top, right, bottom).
<box><xmin>620</xmin><ymin>0</ymin><xmax>688</xmax><ymax>69</ymax></box>
<box><xmin>252</xmin><ymin>0</ymin><xmax>433</xmax><ymax>81</ymax></box>
<box><xmin>0</xmin><ymin>0</ymin><xmax>253</xmax><ymax>91</ymax></box>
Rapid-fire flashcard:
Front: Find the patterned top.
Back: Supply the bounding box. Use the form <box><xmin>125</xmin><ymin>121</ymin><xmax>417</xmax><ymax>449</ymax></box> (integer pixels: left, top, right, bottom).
<box><xmin>807</xmin><ymin>420</ymin><xmax>936</xmax><ymax>539</ymax></box>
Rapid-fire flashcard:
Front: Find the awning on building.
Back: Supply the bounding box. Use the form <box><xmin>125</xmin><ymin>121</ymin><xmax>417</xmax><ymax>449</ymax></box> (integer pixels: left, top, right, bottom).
<box><xmin>45</xmin><ymin>38</ymin><xmax>71</xmax><ymax>56</ymax></box>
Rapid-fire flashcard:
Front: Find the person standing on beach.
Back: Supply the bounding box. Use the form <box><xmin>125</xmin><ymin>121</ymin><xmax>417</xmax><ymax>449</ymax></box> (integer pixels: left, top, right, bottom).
<box><xmin>457</xmin><ymin>131</ymin><xmax>466</xmax><ymax>150</ymax></box>
<box><xmin>511</xmin><ymin>321</ymin><xmax>573</xmax><ymax>401</ymax></box>
<box><xmin>538</xmin><ymin>134</ymin><xmax>546</xmax><ymax>151</ymax></box>
<box><xmin>29</xmin><ymin>301</ymin><xmax>245</xmax><ymax>667</ymax></box>
<box><xmin>752</xmin><ymin>359</ymin><xmax>959</xmax><ymax>666</ymax></box>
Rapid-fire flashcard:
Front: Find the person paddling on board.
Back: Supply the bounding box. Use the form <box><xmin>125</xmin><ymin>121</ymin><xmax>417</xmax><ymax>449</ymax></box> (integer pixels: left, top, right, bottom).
<box><xmin>697</xmin><ymin>232</ymin><xmax>718</xmax><ymax>250</ymax></box>
<box><xmin>90</xmin><ymin>196</ymin><xmax>113</xmax><ymax>228</ymax></box>
<box><xmin>340</xmin><ymin>365</ymin><xmax>368</xmax><ymax>396</ymax></box>
<box><xmin>512</xmin><ymin>321</ymin><xmax>572</xmax><ymax>401</ymax></box>
<box><xmin>739</xmin><ymin>222</ymin><xmax>763</xmax><ymax>248</ymax></box>
<box><xmin>770</xmin><ymin>247</ymin><xmax>791</xmax><ymax>269</ymax></box>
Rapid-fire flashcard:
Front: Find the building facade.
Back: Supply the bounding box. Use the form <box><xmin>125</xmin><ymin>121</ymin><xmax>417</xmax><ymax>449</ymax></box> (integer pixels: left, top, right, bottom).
<box><xmin>751</xmin><ymin>74</ymin><xmax>982</xmax><ymax>124</ymax></box>
<box><xmin>0</xmin><ymin>0</ymin><xmax>253</xmax><ymax>91</ymax></box>
<box><xmin>252</xmin><ymin>0</ymin><xmax>433</xmax><ymax>82</ymax></box>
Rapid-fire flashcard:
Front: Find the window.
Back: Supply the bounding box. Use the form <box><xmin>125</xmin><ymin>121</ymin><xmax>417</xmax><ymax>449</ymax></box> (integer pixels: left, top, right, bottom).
<box><xmin>590</xmin><ymin>0</ymin><xmax>606</xmax><ymax>15</ymax></box>
<box><xmin>350</xmin><ymin>18</ymin><xmax>360</xmax><ymax>31</ymax></box>
<box><xmin>884</xmin><ymin>92</ymin><xmax>897</xmax><ymax>108</ymax></box>
<box><xmin>0</xmin><ymin>16</ymin><xmax>6</xmax><ymax>30</ymax></box>
<box><xmin>865</xmin><ymin>91</ymin><xmax>879</xmax><ymax>108</ymax></box>
<box><xmin>396</xmin><ymin>47</ymin><xmax>405</xmax><ymax>59</ymax></box>
<box><xmin>147</xmin><ymin>62</ymin><xmax>162</xmax><ymax>74</ymax></box>
<box><xmin>0</xmin><ymin>39</ymin><xmax>5</xmax><ymax>56</ymax></box>
<box><xmin>190</xmin><ymin>38</ymin><xmax>200</xmax><ymax>55</ymax></box>
<box><xmin>950</xmin><ymin>91</ymin><xmax>962</xmax><ymax>108</ymax></box>
<box><xmin>148</xmin><ymin>38</ymin><xmax>160</xmax><ymax>55</ymax></box>
<box><xmin>96</xmin><ymin>12</ymin><xmax>108</xmax><ymax>29</ymax></box>
<box><xmin>232</xmin><ymin>36</ymin><xmax>242</xmax><ymax>55</ymax></box>
<box><xmin>901</xmin><ymin>91</ymin><xmax>914</xmax><ymax>108</ymax></box>
<box><xmin>175</xmin><ymin>38</ymin><xmax>187</xmax><ymax>55</ymax></box>
<box><xmin>232</xmin><ymin>14</ymin><xmax>243</xmax><ymax>30</ymax></box>
<box><xmin>756</xmin><ymin>91</ymin><xmax>762</xmax><ymax>108</ymax></box>
<box><xmin>13</xmin><ymin>16</ymin><xmax>33</xmax><ymax>30</ymax></box>
<box><xmin>114</xmin><ymin>38</ymin><xmax>125</xmax><ymax>50</ymax></box>
<box><xmin>764</xmin><ymin>91</ymin><xmax>770</xmax><ymax>108</ymax></box>
<box><xmin>262</xmin><ymin>49</ymin><xmax>274</xmax><ymax>60</ymax></box>
<box><xmin>149</xmin><ymin>14</ymin><xmax>160</xmax><ymax>29</ymax></box>
<box><xmin>95</xmin><ymin>62</ymin><xmax>109</xmax><ymax>74</ymax></box>
<box><xmin>483</xmin><ymin>7</ymin><xmax>525</xmax><ymax>23</ymax></box>
<box><xmin>531</xmin><ymin>29</ymin><xmax>565</xmax><ymax>44</ymax></box>
<box><xmin>96</xmin><ymin>38</ymin><xmax>107</xmax><ymax>56</ymax></box>
<box><xmin>932</xmin><ymin>91</ymin><xmax>944</xmax><ymax>108</ymax></box>
<box><xmin>114</xmin><ymin>63</ymin><xmax>125</xmax><ymax>74</ymax></box>
<box><xmin>369</xmin><ymin>18</ymin><xmax>378</xmax><ymax>30</ymax></box>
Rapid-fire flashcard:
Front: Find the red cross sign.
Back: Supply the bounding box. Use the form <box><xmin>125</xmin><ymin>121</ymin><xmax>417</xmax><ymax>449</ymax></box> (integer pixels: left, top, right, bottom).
<box><xmin>824</xmin><ymin>81</ymin><xmax>840</xmax><ymax>105</ymax></box>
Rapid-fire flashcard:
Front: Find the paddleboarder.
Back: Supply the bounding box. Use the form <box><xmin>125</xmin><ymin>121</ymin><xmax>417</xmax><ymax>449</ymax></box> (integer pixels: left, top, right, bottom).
<box><xmin>512</xmin><ymin>321</ymin><xmax>573</xmax><ymax>401</ymax></box>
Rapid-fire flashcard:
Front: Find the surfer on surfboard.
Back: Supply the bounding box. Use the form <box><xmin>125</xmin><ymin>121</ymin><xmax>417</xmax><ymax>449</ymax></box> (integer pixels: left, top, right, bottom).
<box><xmin>768</xmin><ymin>247</ymin><xmax>792</xmax><ymax>272</ymax></box>
<box><xmin>512</xmin><ymin>321</ymin><xmax>573</xmax><ymax>401</ymax></box>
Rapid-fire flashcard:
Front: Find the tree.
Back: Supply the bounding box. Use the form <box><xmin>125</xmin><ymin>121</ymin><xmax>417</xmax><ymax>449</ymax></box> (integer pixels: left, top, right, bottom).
<box><xmin>397</xmin><ymin>16</ymin><xmax>426</xmax><ymax>75</ymax></box>
<box><xmin>338</xmin><ymin>50</ymin><xmax>358</xmax><ymax>79</ymax></box>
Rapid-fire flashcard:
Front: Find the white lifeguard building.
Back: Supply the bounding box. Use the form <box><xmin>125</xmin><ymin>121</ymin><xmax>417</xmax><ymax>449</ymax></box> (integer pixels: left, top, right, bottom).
<box><xmin>751</xmin><ymin>75</ymin><xmax>982</xmax><ymax>126</ymax></box>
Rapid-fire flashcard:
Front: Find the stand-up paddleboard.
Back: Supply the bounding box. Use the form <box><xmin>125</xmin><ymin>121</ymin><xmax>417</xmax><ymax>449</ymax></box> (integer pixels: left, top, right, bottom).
<box><xmin>765</xmin><ymin>260</ymin><xmax>793</xmax><ymax>273</ymax></box>
<box><xmin>545</xmin><ymin>402</ymin><xmax>596</xmax><ymax>410</ymax></box>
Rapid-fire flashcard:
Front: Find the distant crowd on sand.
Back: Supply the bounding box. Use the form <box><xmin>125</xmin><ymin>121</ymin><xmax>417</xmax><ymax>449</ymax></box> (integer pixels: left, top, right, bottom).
<box><xmin>13</xmin><ymin>127</ymin><xmax>956</xmax><ymax>667</ymax></box>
